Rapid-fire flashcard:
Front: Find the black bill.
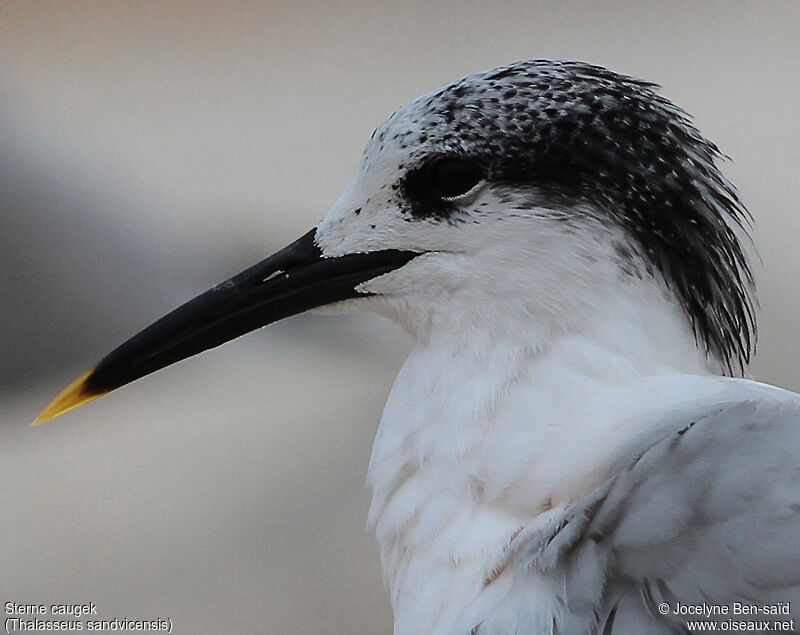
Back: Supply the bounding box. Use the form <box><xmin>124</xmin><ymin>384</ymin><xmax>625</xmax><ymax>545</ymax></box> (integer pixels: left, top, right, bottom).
<box><xmin>34</xmin><ymin>229</ymin><xmax>418</xmax><ymax>424</ymax></box>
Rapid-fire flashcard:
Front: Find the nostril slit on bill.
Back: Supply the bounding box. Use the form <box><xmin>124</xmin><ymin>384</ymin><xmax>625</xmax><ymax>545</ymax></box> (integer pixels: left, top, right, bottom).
<box><xmin>261</xmin><ymin>269</ymin><xmax>285</xmax><ymax>284</ymax></box>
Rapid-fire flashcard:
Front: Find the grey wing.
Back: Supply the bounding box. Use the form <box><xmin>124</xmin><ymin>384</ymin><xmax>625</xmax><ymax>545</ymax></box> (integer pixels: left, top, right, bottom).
<box><xmin>511</xmin><ymin>400</ymin><xmax>800</xmax><ymax>635</ymax></box>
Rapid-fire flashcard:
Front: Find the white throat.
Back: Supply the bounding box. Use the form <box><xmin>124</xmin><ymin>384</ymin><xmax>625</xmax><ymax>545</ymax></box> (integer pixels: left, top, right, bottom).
<box><xmin>365</xmin><ymin>269</ymin><xmax>712</xmax><ymax>633</ymax></box>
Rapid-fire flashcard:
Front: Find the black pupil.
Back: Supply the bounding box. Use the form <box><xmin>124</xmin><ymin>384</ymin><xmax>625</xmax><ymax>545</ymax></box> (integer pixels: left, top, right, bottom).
<box><xmin>429</xmin><ymin>159</ymin><xmax>482</xmax><ymax>198</ymax></box>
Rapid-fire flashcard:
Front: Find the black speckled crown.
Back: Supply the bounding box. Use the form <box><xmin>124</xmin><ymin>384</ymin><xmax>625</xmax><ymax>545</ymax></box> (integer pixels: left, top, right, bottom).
<box><xmin>375</xmin><ymin>60</ymin><xmax>755</xmax><ymax>374</ymax></box>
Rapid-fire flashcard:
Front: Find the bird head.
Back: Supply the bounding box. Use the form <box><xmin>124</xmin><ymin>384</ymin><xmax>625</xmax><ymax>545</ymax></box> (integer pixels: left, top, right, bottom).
<box><xmin>35</xmin><ymin>60</ymin><xmax>754</xmax><ymax>424</ymax></box>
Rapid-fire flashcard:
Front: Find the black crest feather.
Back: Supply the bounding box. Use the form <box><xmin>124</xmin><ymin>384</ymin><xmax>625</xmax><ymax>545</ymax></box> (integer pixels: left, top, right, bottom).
<box><xmin>387</xmin><ymin>60</ymin><xmax>755</xmax><ymax>374</ymax></box>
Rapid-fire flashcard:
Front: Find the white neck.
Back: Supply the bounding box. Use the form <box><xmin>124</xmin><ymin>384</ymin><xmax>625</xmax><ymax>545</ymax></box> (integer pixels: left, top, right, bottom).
<box><xmin>366</xmin><ymin>274</ymin><xmax>713</xmax><ymax>633</ymax></box>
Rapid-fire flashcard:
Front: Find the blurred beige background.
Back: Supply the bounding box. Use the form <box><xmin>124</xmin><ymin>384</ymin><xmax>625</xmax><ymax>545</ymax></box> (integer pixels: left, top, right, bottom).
<box><xmin>1</xmin><ymin>2</ymin><xmax>798</xmax><ymax>633</ymax></box>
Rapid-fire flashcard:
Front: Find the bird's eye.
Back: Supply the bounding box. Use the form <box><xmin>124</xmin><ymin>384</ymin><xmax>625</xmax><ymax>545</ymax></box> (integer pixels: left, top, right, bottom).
<box><xmin>427</xmin><ymin>158</ymin><xmax>484</xmax><ymax>199</ymax></box>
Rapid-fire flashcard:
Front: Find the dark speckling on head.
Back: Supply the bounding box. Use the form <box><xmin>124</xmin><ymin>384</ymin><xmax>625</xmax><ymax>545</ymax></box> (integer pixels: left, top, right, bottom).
<box><xmin>370</xmin><ymin>59</ymin><xmax>755</xmax><ymax>375</ymax></box>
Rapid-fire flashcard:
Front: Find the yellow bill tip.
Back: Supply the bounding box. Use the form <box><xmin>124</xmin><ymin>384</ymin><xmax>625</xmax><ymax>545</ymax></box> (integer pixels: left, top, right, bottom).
<box><xmin>32</xmin><ymin>369</ymin><xmax>104</xmax><ymax>426</ymax></box>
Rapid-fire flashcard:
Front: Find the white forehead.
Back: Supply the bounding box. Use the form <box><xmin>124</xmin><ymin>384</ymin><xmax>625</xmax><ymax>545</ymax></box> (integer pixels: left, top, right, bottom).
<box><xmin>318</xmin><ymin>61</ymin><xmax>618</xmax><ymax>254</ymax></box>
